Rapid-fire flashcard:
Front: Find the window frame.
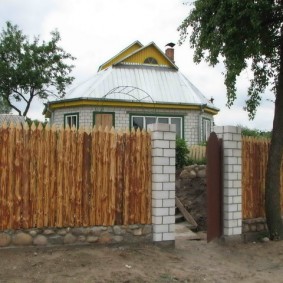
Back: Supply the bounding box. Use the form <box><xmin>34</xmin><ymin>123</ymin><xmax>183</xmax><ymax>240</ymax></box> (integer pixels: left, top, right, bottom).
<box><xmin>144</xmin><ymin>57</ymin><xmax>158</xmax><ymax>65</ymax></box>
<box><xmin>64</xmin><ymin>112</ymin><xmax>79</xmax><ymax>129</ymax></box>
<box><xmin>202</xmin><ymin>118</ymin><xmax>212</xmax><ymax>142</ymax></box>
<box><xmin>93</xmin><ymin>112</ymin><xmax>115</xmax><ymax>128</ymax></box>
<box><xmin>129</xmin><ymin>113</ymin><xmax>184</xmax><ymax>138</ymax></box>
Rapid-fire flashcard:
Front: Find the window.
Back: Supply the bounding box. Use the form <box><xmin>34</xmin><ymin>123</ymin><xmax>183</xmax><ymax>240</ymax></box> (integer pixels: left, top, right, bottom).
<box><xmin>202</xmin><ymin>118</ymin><xmax>212</xmax><ymax>141</ymax></box>
<box><xmin>144</xmin><ymin>57</ymin><xmax>158</xmax><ymax>65</ymax></box>
<box><xmin>131</xmin><ymin>115</ymin><xmax>183</xmax><ymax>138</ymax></box>
<box><xmin>64</xmin><ymin>113</ymin><xmax>79</xmax><ymax>129</ymax></box>
<box><xmin>93</xmin><ymin>112</ymin><xmax>115</xmax><ymax>129</ymax></box>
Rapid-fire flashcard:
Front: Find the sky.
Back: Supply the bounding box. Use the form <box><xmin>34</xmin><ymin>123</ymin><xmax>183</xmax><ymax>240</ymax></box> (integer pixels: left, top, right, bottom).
<box><xmin>0</xmin><ymin>0</ymin><xmax>275</xmax><ymax>130</ymax></box>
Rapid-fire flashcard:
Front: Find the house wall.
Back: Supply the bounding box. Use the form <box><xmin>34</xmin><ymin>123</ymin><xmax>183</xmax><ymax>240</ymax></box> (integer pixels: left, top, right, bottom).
<box><xmin>50</xmin><ymin>106</ymin><xmax>214</xmax><ymax>145</ymax></box>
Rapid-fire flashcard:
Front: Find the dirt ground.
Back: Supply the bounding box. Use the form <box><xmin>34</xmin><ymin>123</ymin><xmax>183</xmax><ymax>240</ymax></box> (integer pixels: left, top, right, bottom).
<box><xmin>0</xmin><ymin>233</ymin><xmax>283</xmax><ymax>283</ymax></box>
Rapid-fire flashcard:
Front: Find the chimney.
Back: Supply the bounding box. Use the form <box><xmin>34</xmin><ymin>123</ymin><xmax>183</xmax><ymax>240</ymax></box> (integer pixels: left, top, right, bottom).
<box><xmin>165</xmin><ymin>42</ymin><xmax>175</xmax><ymax>63</ymax></box>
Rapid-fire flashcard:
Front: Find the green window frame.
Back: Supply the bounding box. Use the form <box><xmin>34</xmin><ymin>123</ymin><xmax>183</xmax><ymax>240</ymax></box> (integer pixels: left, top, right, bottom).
<box><xmin>64</xmin><ymin>112</ymin><xmax>79</xmax><ymax>129</ymax></box>
<box><xmin>93</xmin><ymin>112</ymin><xmax>115</xmax><ymax>128</ymax></box>
<box><xmin>129</xmin><ymin>114</ymin><xmax>184</xmax><ymax>138</ymax></box>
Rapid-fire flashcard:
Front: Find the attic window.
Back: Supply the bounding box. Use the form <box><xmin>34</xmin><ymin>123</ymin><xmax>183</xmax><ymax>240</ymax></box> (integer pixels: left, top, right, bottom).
<box><xmin>144</xmin><ymin>57</ymin><xmax>158</xmax><ymax>64</ymax></box>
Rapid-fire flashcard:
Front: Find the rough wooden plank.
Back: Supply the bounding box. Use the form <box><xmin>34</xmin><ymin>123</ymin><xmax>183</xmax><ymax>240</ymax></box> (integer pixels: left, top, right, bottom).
<box><xmin>175</xmin><ymin>197</ymin><xmax>197</xmax><ymax>229</ymax></box>
<box><xmin>0</xmin><ymin>126</ymin><xmax>9</xmax><ymax>230</ymax></box>
<box><xmin>123</xmin><ymin>130</ymin><xmax>130</xmax><ymax>225</ymax></box>
<box><xmin>115</xmin><ymin>129</ymin><xmax>124</xmax><ymax>225</ymax></box>
<box><xmin>14</xmin><ymin>124</ymin><xmax>23</xmax><ymax>229</ymax></box>
<box><xmin>109</xmin><ymin>127</ymin><xmax>116</xmax><ymax>225</ymax></box>
<box><xmin>7</xmin><ymin>124</ymin><xmax>16</xmax><ymax>229</ymax></box>
<box><xmin>75</xmin><ymin>127</ymin><xmax>84</xmax><ymax>226</ymax></box>
<box><xmin>82</xmin><ymin>131</ymin><xmax>91</xmax><ymax>226</ymax></box>
<box><xmin>146</xmin><ymin>132</ymin><xmax>152</xmax><ymax>224</ymax></box>
<box><xmin>22</xmin><ymin>124</ymin><xmax>31</xmax><ymax>229</ymax></box>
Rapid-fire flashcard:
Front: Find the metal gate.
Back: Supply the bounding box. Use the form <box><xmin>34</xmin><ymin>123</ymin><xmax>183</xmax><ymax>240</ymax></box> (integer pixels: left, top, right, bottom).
<box><xmin>206</xmin><ymin>132</ymin><xmax>223</xmax><ymax>242</ymax></box>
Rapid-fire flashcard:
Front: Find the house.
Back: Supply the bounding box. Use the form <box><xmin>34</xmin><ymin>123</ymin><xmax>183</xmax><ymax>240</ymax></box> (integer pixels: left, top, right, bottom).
<box><xmin>43</xmin><ymin>41</ymin><xmax>219</xmax><ymax>145</ymax></box>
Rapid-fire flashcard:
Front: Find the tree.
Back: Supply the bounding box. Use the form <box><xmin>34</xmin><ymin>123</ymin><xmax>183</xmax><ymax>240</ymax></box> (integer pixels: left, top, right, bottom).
<box><xmin>0</xmin><ymin>22</ymin><xmax>75</xmax><ymax>117</ymax></box>
<box><xmin>0</xmin><ymin>95</ymin><xmax>11</xmax><ymax>113</ymax></box>
<box><xmin>178</xmin><ymin>0</ymin><xmax>283</xmax><ymax>240</ymax></box>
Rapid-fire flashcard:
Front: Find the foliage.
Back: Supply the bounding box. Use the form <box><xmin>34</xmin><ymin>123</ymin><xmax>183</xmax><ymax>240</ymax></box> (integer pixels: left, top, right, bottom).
<box><xmin>240</xmin><ymin>125</ymin><xmax>272</xmax><ymax>138</ymax></box>
<box><xmin>178</xmin><ymin>0</ymin><xmax>282</xmax><ymax>119</ymax></box>
<box><xmin>188</xmin><ymin>157</ymin><xmax>207</xmax><ymax>166</ymax></box>
<box><xmin>178</xmin><ymin>0</ymin><xmax>283</xmax><ymax>239</ymax></box>
<box><xmin>176</xmin><ymin>137</ymin><xmax>190</xmax><ymax>169</ymax></box>
<box><xmin>25</xmin><ymin>118</ymin><xmax>48</xmax><ymax>128</ymax></box>
<box><xmin>0</xmin><ymin>95</ymin><xmax>11</xmax><ymax>113</ymax></box>
<box><xmin>0</xmin><ymin>21</ymin><xmax>76</xmax><ymax>117</ymax></box>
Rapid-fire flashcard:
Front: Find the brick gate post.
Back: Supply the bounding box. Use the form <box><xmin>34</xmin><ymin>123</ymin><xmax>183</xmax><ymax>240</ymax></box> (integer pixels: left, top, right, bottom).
<box><xmin>148</xmin><ymin>123</ymin><xmax>176</xmax><ymax>245</ymax></box>
<box><xmin>213</xmin><ymin>126</ymin><xmax>242</xmax><ymax>240</ymax></box>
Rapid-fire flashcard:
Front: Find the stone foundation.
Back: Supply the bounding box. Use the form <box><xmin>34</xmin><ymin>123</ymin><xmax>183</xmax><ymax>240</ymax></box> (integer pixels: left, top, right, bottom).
<box><xmin>0</xmin><ymin>224</ymin><xmax>152</xmax><ymax>248</ymax></box>
<box><xmin>242</xmin><ymin>218</ymin><xmax>268</xmax><ymax>234</ymax></box>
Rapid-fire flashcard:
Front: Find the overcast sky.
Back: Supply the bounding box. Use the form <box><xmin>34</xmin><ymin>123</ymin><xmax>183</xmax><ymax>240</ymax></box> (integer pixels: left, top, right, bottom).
<box><xmin>0</xmin><ymin>0</ymin><xmax>275</xmax><ymax>130</ymax></box>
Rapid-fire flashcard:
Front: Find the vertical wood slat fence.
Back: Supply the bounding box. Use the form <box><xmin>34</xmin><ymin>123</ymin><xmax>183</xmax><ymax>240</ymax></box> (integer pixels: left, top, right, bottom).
<box><xmin>242</xmin><ymin>136</ymin><xmax>283</xmax><ymax>219</ymax></box>
<box><xmin>0</xmin><ymin>123</ymin><xmax>152</xmax><ymax>231</ymax></box>
<box><xmin>189</xmin><ymin>145</ymin><xmax>206</xmax><ymax>161</ymax></box>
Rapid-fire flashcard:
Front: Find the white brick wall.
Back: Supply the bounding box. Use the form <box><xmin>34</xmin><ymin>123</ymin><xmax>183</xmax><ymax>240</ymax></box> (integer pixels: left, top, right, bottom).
<box><xmin>51</xmin><ymin>106</ymin><xmax>214</xmax><ymax>145</ymax></box>
<box><xmin>214</xmin><ymin>126</ymin><xmax>242</xmax><ymax>237</ymax></box>
<box><xmin>148</xmin><ymin>123</ymin><xmax>176</xmax><ymax>243</ymax></box>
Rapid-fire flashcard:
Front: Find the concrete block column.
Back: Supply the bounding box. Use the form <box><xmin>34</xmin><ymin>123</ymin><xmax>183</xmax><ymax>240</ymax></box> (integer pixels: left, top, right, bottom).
<box><xmin>148</xmin><ymin>123</ymin><xmax>176</xmax><ymax>244</ymax></box>
<box><xmin>213</xmin><ymin>126</ymin><xmax>242</xmax><ymax>238</ymax></box>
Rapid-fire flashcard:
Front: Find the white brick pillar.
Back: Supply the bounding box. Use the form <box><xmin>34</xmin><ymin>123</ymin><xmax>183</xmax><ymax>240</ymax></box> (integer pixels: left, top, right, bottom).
<box><xmin>148</xmin><ymin>123</ymin><xmax>176</xmax><ymax>244</ymax></box>
<box><xmin>213</xmin><ymin>126</ymin><xmax>242</xmax><ymax>239</ymax></box>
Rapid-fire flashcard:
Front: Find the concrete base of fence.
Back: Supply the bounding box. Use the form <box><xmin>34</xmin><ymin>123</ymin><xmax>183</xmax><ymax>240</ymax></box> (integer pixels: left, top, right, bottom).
<box><xmin>0</xmin><ymin>225</ymin><xmax>152</xmax><ymax>248</ymax></box>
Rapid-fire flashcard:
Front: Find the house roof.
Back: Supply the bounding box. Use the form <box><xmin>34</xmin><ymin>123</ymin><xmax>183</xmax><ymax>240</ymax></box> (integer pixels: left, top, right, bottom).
<box><xmin>112</xmin><ymin>42</ymin><xmax>178</xmax><ymax>70</ymax></box>
<box><xmin>98</xmin><ymin>40</ymin><xmax>143</xmax><ymax>71</ymax></box>
<box><xmin>45</xmin><ymin>40</ymin><xmax>219</xmax><ymax>115</ymax></box>
<box><xmin>66</xmin><ymin>64</ymin><xmax>215</xmax><ymax>108</ymax></box>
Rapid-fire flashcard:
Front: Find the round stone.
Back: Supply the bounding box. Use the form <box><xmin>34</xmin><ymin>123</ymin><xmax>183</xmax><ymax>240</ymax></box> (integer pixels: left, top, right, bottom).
<box><xmin>197</xmin><ymin>169</ymin><xmax>206</xmax><ymax>178</ymax></box>
<box><xmin>13</xmin><ymin>233</ymin><xmax>33</xmax><ymax>246</ymax></box>
<box><xmin>64</xmin><ymin>233</ymin><xmax>77</xmax><ymax>244</ymax></box>
<box><xmin>43</xmin><ymin>229</ymin><xmax>55</xmax><ymax>235</ymax></box>
<box><xmin>113</xmin><ymin>226</ymin><xmax>125</xmax><ymax>235</ymax></box>
<box><xmin>33</xmin><ymin>235</ymin><xmax>48</xmax><ymax>246</ymax></box>
<box><xmin>0</xmin><ymin>233</ymin><xmax>11</xmax><ymax>247</ymax></box>
<box><xmin>133</xmin><ymin>228</ymin><xmax>142</xmax><ymax>236</ymax></box>
<box><xmin>87</xmin><ymin>236</ymin><xmax>99</xmax><ymax>243</ymax></box>
<box><xmin>29</xmin><ymin>230</ymin><xmax>38</xmax><ymax>237</ymax></box>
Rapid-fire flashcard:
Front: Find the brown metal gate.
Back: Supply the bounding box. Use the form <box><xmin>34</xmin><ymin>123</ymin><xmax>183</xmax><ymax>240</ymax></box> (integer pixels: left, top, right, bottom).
<box><xmin>206</xmin><ymin>132</ymin><xmax>223</xmax><ymax>242</ymax></box>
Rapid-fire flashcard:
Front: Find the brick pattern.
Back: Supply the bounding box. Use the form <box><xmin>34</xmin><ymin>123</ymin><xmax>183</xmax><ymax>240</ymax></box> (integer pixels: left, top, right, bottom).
<box><xmin>51</xmin><ymin>106</ymin><xmax>213</xmax><ymax>145</ymax></box>
<box><xmin>214</xmin><ymin>126</ymin><xmax>242</xmax><ymax>236</ymax></box>
<box><xmin>148</xmin><ymin>123</ymin><xmax>176</xmax><ymax>242</ymax></box>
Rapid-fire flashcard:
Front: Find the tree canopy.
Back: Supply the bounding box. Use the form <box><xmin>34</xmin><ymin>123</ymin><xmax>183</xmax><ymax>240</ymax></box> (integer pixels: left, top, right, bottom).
<box><xmin>0</xmin><ymin>21</ymin><xmax>76</xmax><ymax>117</ymax></box>
<box><xmin>179</xmin><ymin>0</ymin><xmax>282</xmax><ymax>119</ymax></box>
<box><xmin>178</xmin><ymin>0</ymin><xmax>283</xmax><ymax>239</ymax></box>
<box><xmin>0</xmin><ymin>95</ymin><xmax>11</xmax><ymax>113</ymax></box>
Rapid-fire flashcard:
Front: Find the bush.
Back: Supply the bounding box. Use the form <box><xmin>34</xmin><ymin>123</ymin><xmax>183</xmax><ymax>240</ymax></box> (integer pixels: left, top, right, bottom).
<box><xmin>176</xmin><ymin>137</ymin><xmax>190</xmax><ymax>169</ymax></box>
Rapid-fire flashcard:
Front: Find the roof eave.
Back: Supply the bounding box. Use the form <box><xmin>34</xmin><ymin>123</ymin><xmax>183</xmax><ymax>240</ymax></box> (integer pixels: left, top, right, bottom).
<box><xmin>45</xmin><ymin>97</ymin><xmax>219</xmax><ymax>116</ymax></box>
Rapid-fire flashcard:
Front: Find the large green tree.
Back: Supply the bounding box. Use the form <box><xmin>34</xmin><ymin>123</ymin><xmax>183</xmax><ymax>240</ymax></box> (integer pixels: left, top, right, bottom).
<box><xmin>0</xmin><ymin>22</ymin><xmax>75</xmax><ymax>117</ymax></box>
<box><xmin>0</xmin><ymin>95</ymin><xmax>11</xmax><ymax>113</ymax></box>
<box><xmin>178</xmin><ymin>0</ymin><xmax>283</xmax><ymax>239</ymax></box>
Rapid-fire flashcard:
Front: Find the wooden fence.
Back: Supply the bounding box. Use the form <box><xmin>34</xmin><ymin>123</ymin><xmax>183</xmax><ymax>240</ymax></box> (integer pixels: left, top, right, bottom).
<box><xmin>0</xmin><ymin>123</ymin><xmax>152</xmax><ymax>230</ymax></box>
<box><xmin>189</xmin><ymin>145</ymin><xmax>206</xmax><ymax>161</ymax></box>
<box><xmin>242</xmin><ymin>137</ymin><xmax>283</xmax><ymax>219</ymax></box>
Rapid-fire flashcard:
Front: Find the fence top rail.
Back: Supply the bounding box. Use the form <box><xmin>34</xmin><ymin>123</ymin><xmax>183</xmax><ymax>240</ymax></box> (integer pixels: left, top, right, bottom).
<box><xmin>0</xmin><ymin>122</ymin><xmax>151</xmax><ymax>136</ymax></box>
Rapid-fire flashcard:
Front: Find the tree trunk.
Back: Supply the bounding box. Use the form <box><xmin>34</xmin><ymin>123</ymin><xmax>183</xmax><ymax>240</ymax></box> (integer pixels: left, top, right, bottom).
<box><xmin>265</xmin><ymin>26</ymin><xmax>283</xmax><ymax>240</ymax></box>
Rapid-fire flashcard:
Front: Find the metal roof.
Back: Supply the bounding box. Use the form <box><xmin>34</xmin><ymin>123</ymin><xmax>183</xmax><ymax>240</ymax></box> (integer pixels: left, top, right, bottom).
<box><xmin>65</xmin><ymin>64</ymin><xmax>217</xmax><ymax>110</ymax></box>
